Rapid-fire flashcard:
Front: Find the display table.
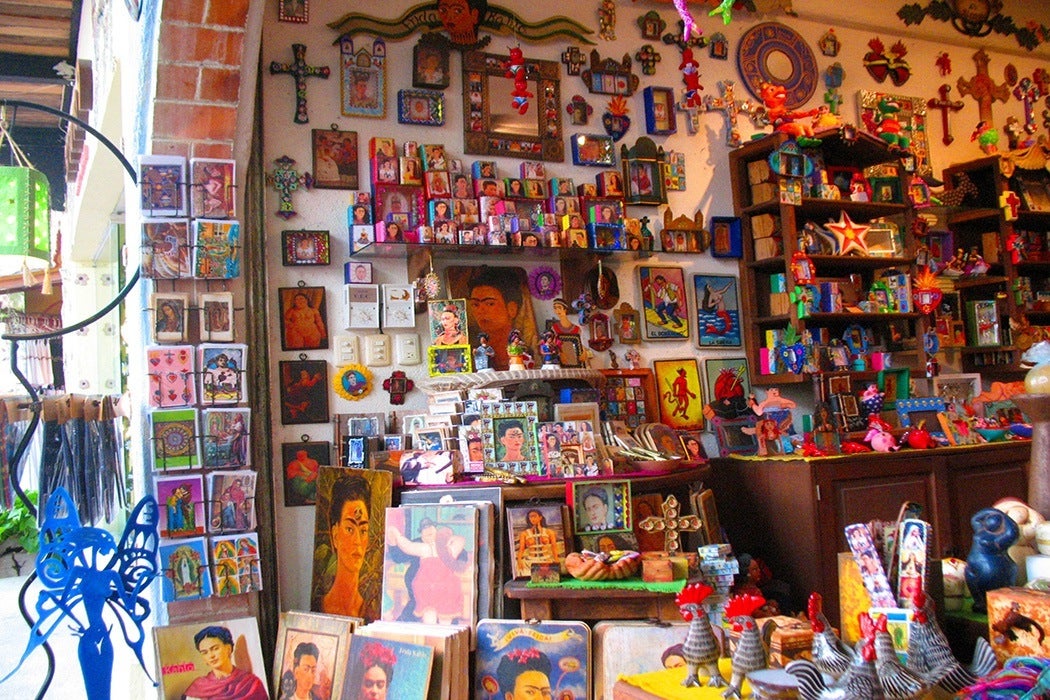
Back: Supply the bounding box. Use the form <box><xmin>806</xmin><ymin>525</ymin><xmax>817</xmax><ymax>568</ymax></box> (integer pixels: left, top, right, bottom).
<box><xmin>504</xmin><ymin>579</ymin><xmax>684</xmax><ymax>622</ymax></box>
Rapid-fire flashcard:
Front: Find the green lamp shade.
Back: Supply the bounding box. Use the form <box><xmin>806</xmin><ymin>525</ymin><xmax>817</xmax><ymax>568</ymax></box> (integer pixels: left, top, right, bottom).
<box><xmin>0</xmin><ymin>165</ymin><xmax>51</xmax><ymax>271</ymax></box>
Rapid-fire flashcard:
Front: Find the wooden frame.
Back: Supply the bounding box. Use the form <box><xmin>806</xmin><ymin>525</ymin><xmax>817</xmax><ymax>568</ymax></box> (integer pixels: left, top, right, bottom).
<box><xmin>621</xmin><ymin>137</ymin><xmax>667</xmax><ymax>206</ymax></box>
<box><xmin>462</xmin><ymin>51</ymin><xmax>563</xmax><ymax>162</ymax></box>
<box><xmin>710</xmin><ymin>216</ymin><xmax>742</xmax><ymax>258</ymax></box>
<box><xmin>397</xmin><ymin>89</ymin><xmax>445</xmax><ymax>126</ymax></box>
<box><xmin>279</xmin><ymin>286</ymin><xmax>329</xmax><ymax>351</ymax></box>
<box><xmin>277</xmin><ymin>0</ymin><xmax>308</xmax><ymax>23</ymax></box>
<box><xmin>613</xmin><ymin>303</ymin><xmax>641</xmax><ymax>344</ymax></box>
<box><xmin>412</xmin><ymin>39</ymin><xmax>450</xmax><ymax>89</ymax></box>
<box><xmin>281</xmin><ymin>441</ymin><xmax>330</xmax><ymax>506</ymax></box>
<box><xmin>643</xmin><ymin>86</ymin><xmax>677</xmax><ymax>136</ymax></box>
<box><xmin>278</xmin><ymin>360</ymin><xmax>329</xmax><ymax>425</ymax></box>
<box><xmin>693</xmin><ymin>274</ymin><xmax>741</xmax><ymax>347</ymax></box>
<box><xmin>311</xmin><ymin>128</ymin><xmax>358</xmax><ymax>189</ymax></box>
<box><xmin>272</xmin><ymin>612</ymin><xmax>356</xmax><ymax>700</ymax></box>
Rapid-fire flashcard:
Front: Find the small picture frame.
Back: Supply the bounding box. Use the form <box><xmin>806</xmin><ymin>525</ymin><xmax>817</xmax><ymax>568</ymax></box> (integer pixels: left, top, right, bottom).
<box><xmin>693</xmin><ymin>274</ymin><xmax>741</xmax><ymax>347</ymax></box>
<box><xmin>878</xmin><ymin>367</ymin><xmax>912</xmax><ymax>409</ymax></box>
<box><xmin>709</xmin><ymin>216</ymin><xmax>743</xmax><ymax>259</ymax></box>
<box><xmin>622</xmin><ymin>138</ymin><xmax>667</xmax><ymax>206</ymax></box>
<box><xmin>281</xmin><ymin>441</ymin><xmax>330</xmax><ymax>506</ymax></box>
<box><xmin>613</xmin><ymin>303</ymin><xmax>641</xmax><ymax>344</ymax></box>
<box><xmin>424</xmin><ymin>170</ymin><xmax>451</xmax><ymax>199</ymax></box>
<box><xmin>571</xmin><ymin>133</ymin><xmax>616</xmax><ymax>166</ymax></box>
<box><xmin>277</xmin><ymin>0</ymin><xmax>308</xmax><ymax>23</ymax></box>
<box><xmin>278</xmin><ymin>360</ymin><xmax>330</xmax><ymax>425</ymax></box>
<box><xmin>282</xmin><ymin>230</ymin><xmax>330</xmax><ymax>266</ymax></box>
<box><xmin>896</xmin><ymin>397</ymin><xmax>947</xmax><ymax>430</ymax></box>
<box><xmin>596</xmin><ymin>171</ymin><xmax>625</xmax><ymax>197</ymax></box>
<box><xmin>152</xmin><ymin>293</ymin><xmax>189</xmax><ymax>343</ymax></box>
<box><xmin>428</xmin><ymin>344</ymin><xmax>472</xmax><ymax>375</ymax></box>
<box><xmin>932</xmin><ymin>373</ymin><xmax>982</xmax><ymax>410</ymax></box>
<box><xmin>311</xmin><ymin>128</ymin><xmax>358</xmax><ymax>189</ymax></box>
<box><xmin>345</xmin><ymin>261</ymin><xmax>373</xmax><ymax>284</ymax></box>
<box><xmin>399</xmin><ymin>156</ymin><xmax>423</xmax><ymax>185</ymax></box>
<box><xmin>643</xmin><ymin>86</ymin><xmax>677</xmax><ymax>135</ymax></box>
<box><xmin>279</xmin><ymin>286</ymin><xmax>329</xmax><ymax>351</ymax></box>
<box><xmin>412</xmin><ymin>40</ymin><xmax>450</xmax><ymax>89</ymax></box>
<box><xmin>198</xmin><ymin>292</ymin><xmax>234</xmax><ymax>343</ymax></box>
<box><xmin>397</xmin><ymin>89</ymin><xmax>445</xmax><ymax>126</ymax></box>
<box><xmin>572</xmin><ymin>480</ymin><xmax>631</xmax><ymax>533</ymax></box>
<box><xmin>865</xmin><ymin>223</ymin><xmax>903</xmax><ymax>257</ymax></box>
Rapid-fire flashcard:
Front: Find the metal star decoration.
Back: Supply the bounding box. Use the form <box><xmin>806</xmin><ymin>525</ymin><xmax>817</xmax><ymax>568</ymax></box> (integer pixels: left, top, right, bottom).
<box><xmin>825</xmin><ymin>211</ymin><xmax>871</xmax><ymax>256</ymax></box>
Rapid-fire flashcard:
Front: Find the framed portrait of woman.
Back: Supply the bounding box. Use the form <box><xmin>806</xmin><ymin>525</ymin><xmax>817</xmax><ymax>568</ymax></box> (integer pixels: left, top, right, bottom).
<box><xmin>273</xmin><ymin>612</ymin><xmax>358</xmax><ymax>700</ymax></box>
<box><xmin>279</xmin><ymin>286</ymin><xmax>329</xmax><ymax>351</ymax></box>
<box><xmin>506</xmin><ymin>502</ymin><xmax>569</xmax><ymax>578</ymax></box>
<box><xmin>279</xmin><ymin>360</ymin><xmax>329</xmax><ymax>425</ymax></box>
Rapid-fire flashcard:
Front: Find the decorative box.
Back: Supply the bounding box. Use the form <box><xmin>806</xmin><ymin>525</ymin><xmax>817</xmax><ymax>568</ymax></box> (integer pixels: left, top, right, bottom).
<box><xmin>986</xmin><ymin>587</ymin><xmax>1050</xmax><ymax>662</ymax></box>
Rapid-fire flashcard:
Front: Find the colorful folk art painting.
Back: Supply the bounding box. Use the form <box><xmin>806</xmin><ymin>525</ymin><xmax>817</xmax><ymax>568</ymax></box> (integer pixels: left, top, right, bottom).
<box><xmin>147</xmin><ymin>345</ymin><xmax>196</xmax><ymax>408</ymax></box>
<box><xmin>193</xmin><ymin>219</ymin><xmax>242</xmax><ymax>279</ymax></box>
<box><xmin>201</xmin><ymin>408</ymin><xmax>250</xmax><ymax>469</ymax></box>
<box><xmin>150</xmin><ymin>408</ymin><xmax>201</xmax><ymax>471</ymax></box>
<box><xmin>693</xmin><ymin>274</ymin><xmax>741</xmax><ymax>347</ymax></box>
<box><xmin>211</xmin><ymin>533</ymin><xmax>262</xmax><ymax>597</ymax></box>
<box><xmin>207</xmin><ymin>470</ymin><xmax>257</xmax><ymax>534</ymax></box>
<box><xmin>199</xmin><ymin>344</ymin><xmax>247</xmax><ymax>405</ymax></box>
<box><xmin>155</xmin><ymin>474</ymin><xmax>205</xmax><ymax>539</ymax></box>
<box><xmin>653</xmin><ymin>358</ymin><xmax>705</xmax><ymax>431</ymax></box>
<box><xmin>475</xmin><ymin>619</ymin><xmax>590</xmax><ymax>700</ymax></box>
<box><xmin>159</xmin><ymin>537</ymin><xmax>212</xmax><ymax>602</ymax></box>
<box><xmin>153</xmin><ymin>617</ymin><xmax>268</xmax><ymax>700</ymax></box>
<box><xmin>638</xmin><ymin>265</ymin><xmax>690</xmax><ymax>340</ymax></box>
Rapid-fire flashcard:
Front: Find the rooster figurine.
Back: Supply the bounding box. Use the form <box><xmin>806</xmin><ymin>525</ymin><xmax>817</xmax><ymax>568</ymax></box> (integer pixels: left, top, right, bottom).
<box><xmin>675</xmin><ymin>581</ymin><xmax>724</xmax><ymax>688</ymax></box>
<box><xmin>787</xmin><ymin>612</ymin><xmax>884</xmax><ymax>700</ymax></box>
<box><xmin>907</xmin><ymin>588</ymin><xmax>998</xmax><ymax>694</ymax></box>
<box><xmin>723</xmin><ymin>593</ymin><xmax>768</xmax><ymax>699</ymax></box>
<box><xmin>807</xmin><ymin>592</ymin><xmax>854</xmax><ymax>680</ymax></box>
<box><xmin>872</xmin><ymin>614</ymin><xmax>927</xmax><ymax>699</ymax></box>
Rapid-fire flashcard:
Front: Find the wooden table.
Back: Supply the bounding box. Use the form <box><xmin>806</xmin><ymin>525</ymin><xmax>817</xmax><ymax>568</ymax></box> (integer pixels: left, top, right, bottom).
<box><xmin>504</xmin><ymin>580</ymin><xmax>682</xmax><ymax>622</ymax></box>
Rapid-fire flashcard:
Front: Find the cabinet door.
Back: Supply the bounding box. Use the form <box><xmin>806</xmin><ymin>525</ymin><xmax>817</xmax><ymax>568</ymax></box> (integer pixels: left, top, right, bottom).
<box><xmin>830</xmin><ymin>472</ymin><xmax>935</xmax><ymax>552</ymax></box>
<box><xmin>945</xmin><ymin>453</ymin><xmax>1028</xmax><ymax>558</ymax></box>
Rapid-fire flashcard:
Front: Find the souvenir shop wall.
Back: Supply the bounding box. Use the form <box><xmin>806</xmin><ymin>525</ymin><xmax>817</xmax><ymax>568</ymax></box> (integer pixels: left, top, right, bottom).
<box><xmin>258</xmin><ymin>0</ymin><xmax>1050</xmax><ymax>616</ymax></box>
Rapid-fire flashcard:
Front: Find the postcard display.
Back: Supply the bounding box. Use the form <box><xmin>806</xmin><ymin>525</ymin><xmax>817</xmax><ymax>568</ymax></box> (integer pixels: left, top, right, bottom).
<box><xmin>139</xmin><ymin>155</ymin><xmax>261</xmax><ymax>604</ymax></box>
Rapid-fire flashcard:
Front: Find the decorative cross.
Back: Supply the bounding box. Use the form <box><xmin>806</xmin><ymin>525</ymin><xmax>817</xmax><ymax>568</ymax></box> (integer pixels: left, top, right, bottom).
<box><xmin>561</xmin><ymin>46</ymin><xmax>585</xmax><ymax>76</ymax></box>
<box><xmin>927</xmin><ymin>84</ymin><xmax>964</xmax><ymax>145</ymax></box>
<box><xmin>662</xmin><ymin>19</ymin><xmax>706</xmax><ymax>52</ymax></box>
<box><xmin>638</xmin><ymin>494</ymin><xmax>701</xmax><ymax>554</ymax></box>
<box><xmin>701</xmin><ymin>80</ymin><xmax>743</xmax><ymax>147</ymax></box>
<box><xmin>635</xmin><ymin>44</ymin><xmax>661</xmax><ymax>75</ymax></box>
<box><xmin>268</xmin><ymin>155</ymin><xmax>313</xmax><ymax>220</ymax></box>
<box><xmin>1013</xmin><ymin>77</ymin><xmax>1042</xmax><ymax>135</ymax></box>
<box><xmin>956</xmin><ymin>48</ymin><xmax>1009</xmax><ymax>126</ymax></box>
<box><xmin>1000</xmin><ymin>190</ymin><xmax>1021</xmax><ymax>222</ymax></box>
<box><xmin>269</xmin><ymin>43</ymin><xmax>330</xmax><ymax>124</ymax></box>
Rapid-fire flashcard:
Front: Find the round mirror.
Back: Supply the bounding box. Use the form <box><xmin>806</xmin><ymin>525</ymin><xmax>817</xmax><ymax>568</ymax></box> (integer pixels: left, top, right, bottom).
<box><xmin>764</xmin><ymin>50</ymin><xmax>795</xmax><ymax>83</ymax></box>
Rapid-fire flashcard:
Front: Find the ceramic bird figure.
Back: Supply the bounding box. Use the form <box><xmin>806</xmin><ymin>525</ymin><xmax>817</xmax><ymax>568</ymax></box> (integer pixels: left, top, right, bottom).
<box><xmin>872</xmin><ymin>614</ymin><xmax>928</xmax><ymax>700</ymax></box>
<box><xmin>807</xmin><ymin>592</ymin><xmax>854</xmax><ymax>680</ymax></box>
<box><xmin>676</xmin><ymin>581</ymin><xmax>724</xmax><ymax>688</ymax></box>
<box><xmin>723</xmin><ymin>593</ymin><xmax>768</xmax><ymax>699</ymax></box>
<box><xmin>787</xmin><ymin>618</ymin><xmax>885</xmax><ymax>700</ymax></box>
<box><xmin>907</xmin><ymin>588</ymin><xmax>998</xmax><ymax>694</ymax></box>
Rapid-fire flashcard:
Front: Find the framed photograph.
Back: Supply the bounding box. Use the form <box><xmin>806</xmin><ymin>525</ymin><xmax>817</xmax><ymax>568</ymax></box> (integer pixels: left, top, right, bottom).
<box><xmin>571</xmin><ymin>133</ymin><xmax>616</xmax><ymax>166</ymax></box>
<box><xmin>896</xmin><ymin>397</ymin><xmax>946</xmax><ymax>431</ymax></box>
<box><xmin>278</xmin><ymin>0</ymin><xmax>308</xmax><ymax>23</ymax></box>
<box><xmin>481</xmin><ymin>400</ymin><xmax>541</xmax><ymax>475</ymax></box>
<box><xmin>693</xmin><ymin>274</ymin><xmax>741</xmax><ymax>347</ymax></box>
<box><xmin>878</xmin><ymin>367</ymin><xmax>911</xmax><ymax>409</ymax></box>
<box><xmin>966</xmin><ymin>300</ymin><xmax>1001</xmax><ymax>347</ymax></box>
<box><xmin>428</xmin><ymin>344</ymin><xmax>472</xmax><ymax>375</ymax></box>
<box><xmin>507</xmin><ymin>502</ymin><xmax>569</xmax><ymax>578</ymax></box>
<box><xmin>279</xmin><ymin>360</ymin><xmax>329</xmax><ymax>425</ymax></box>
<box><xmin>870</xmin><ymin>176</ymin><xmax>902</xmax><ymax>204</ymax></box>
<box><xmin>273</xmin><ymin>612</ymin><xmax>357</xmax><ymax>700</ymax></box>
<box><xmin>152</xmin><ymin>292</ymin><xmax>189</xmax><ymax>343</ymax></box>
<box><xmin>638</xmin><ymin>265</ymin><xmax>690</xmax><ymax>341</ymax></box>
<box><xmin>312</xmin><ymin>128</ymin><xmax>359</xmax><ymax>189</ymax></box>
<box><xmin>933</xmin><ymin>373</ymin><xmax>982</xmax><ymax>410</ymax></box>
<box><xmin>424</xmin><ymin>170</ymin><xmax>451</xmax><ymax>199</ymax></box>
<box><xmin>653</xmin><ymin>358</ymin><xmax>705</xmax><ymax>430</ymax></box>
<box><xmin>189</xmin><ymin>158</ymin><xmax>235</xmax><ymax>219</ymax></box>
<box><xmin>340</xmin><ymin>38</ymin><xmax>385</xmax><ymax>119</ymax></box>
<box><xmin>373</xmin><ymin>183</ymin><xmax>427</xmax><ymax>231</ymax></box>
<box><xmin>412</xmin><ymin>40</ymin><xmax>450</xmax><ymax>89</ymax></box>
<box><xmin>710</xmin><ymin>216</ymin><xmax>743</xmax><ymax>258</ymax></box>
<box><xmin>398</xmin><ymin>89</ymin><xmax>445</xmax><ymax>126</ymax></box>
<box><xmin>279</xmin><ymin>286</ymin><xmax>329</xmax><ymax>351</ymax></box>
<box><xmin>282</xmin><ymin>230</ymin><xmax>331</xmax><ymax>266</ymax></box>
<box><xmin>572</xmin><ymin>480</ymin><xmax>632</xmax><ymax>533</ymax></box>
<box><xmin>281</xmin><ymin>441</ymin><xmax>330</xmax><ymax>507</ymax></box>
<box><xmin>643</xmin><ymin>86</ymin><xmax>677</xmax><ymax>135</ymax></box>
<box><xmin>345</xmin><ymin>261</ymin><xmax>373</xmax><ymax>284</ymax></box>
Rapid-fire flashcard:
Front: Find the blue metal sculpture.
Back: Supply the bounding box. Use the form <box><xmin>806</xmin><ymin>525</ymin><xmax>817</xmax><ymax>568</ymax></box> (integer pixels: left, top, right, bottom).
<box><xmin>1</xmin><ymin>487</ymin><xmax>159</xmax><ymax>699</ymax></box>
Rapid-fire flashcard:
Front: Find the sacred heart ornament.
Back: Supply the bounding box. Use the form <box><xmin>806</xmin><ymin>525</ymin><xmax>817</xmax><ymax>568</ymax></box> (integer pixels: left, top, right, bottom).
<box><xmin>912</xmin><ymin>267</ymin><xmax>944</xmax><ymax>315</ymax></box>
<box><xmin>863</xmin><ymin>37</ymin><xmax>890</xmax><ymax>83</ymax></box>
<box><xmin>602</xmin><ymin>95</ymin><xmax>631</xmax><ymax>141</ymax></box>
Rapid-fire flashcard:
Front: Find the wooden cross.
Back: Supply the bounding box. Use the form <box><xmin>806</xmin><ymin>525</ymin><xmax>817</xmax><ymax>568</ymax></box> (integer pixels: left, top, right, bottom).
<box><xmin>927</xmin><ymin>84</ymin><xmax>964</xmax><ymax>145</ymax></box>
<box><xmin>1013</xmin><ymin>77</ymin><xmax>1042</xmax><ymax>135</ymax></box>
<box><xmin>701</xmin><ymin>80</ymin><xmax>743</xmax><ymax>147</ymax></box>
<box><xmin>638</xmin><ymin>494</ymin><xmax>701</xmax><ymax>554</ymax></box>
<box><xmin>269</xmin><ymin>43</ymin><xmax>330</xmax><ymax>124</ymax></box>
<box><xmin>268</xmin><ymin>155</ymin><xmax>312</xmax><ymax>220</ymax></box>
<box><xmin>561</xmin><ymin>46</ymin><xmax>584</xmax><ymax>76</ymax></box>
<box><xmin>956</xmin><ymin>48</ymin><xmax>1009</xmax><ymax>126</ymax></box>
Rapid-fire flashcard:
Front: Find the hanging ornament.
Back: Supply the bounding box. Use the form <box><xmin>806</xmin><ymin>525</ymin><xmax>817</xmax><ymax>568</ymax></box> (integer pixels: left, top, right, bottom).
<box><xmin>414</xmin><ymin>251</ymin><xmax>441</xmax><ymax>313</ymax></box>
<box><xmin>382</xmin><ymin>370</ymin><xmax>414</xmax><ymax>405</ymax></box>
<box><xmin>825</xmin><ymin>211</ymin><xmax>871</xmax><ymax>256</ymax></box>
<box><xmin>601</xmin><ymin>95</ymin><xmax>631</xmax><ymax>141</ymax></box>
<box><xmin>333</xmin><ymin>364</ymin><xmax>373</xmax><ymax>401</ymax></box>
<box><xmin>528</xmin><ymin>265</ymin><xmax>562</xmax><ymax>300</ymax></box>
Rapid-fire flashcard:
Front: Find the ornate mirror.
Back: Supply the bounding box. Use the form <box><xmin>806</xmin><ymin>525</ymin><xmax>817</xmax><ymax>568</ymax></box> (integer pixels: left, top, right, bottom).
<box><xmin>462</xmin><ymin>51</ymin><xmax>564</xmax><ymax>162</ymax></box>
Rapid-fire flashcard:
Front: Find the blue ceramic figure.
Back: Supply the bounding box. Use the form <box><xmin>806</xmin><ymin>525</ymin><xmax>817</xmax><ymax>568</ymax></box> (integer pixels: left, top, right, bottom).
<box><xmin>965</xmin><ymin>507</ymin><xmax>1019</xmax><ymax>613</ymax></box>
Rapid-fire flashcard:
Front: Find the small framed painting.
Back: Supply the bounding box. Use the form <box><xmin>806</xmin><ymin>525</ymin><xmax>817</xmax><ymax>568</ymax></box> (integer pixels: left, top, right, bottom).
<box><xmin>571</xmin><ymin>133</ymin><xmax>616</xmax><ymax>166</ymax></box>
<box><xmin>428</xmin><ymin>344</ymin><xmax>472</xmax><ymax>375</ymax></box>
<box><xmin>932</xmin><ymin>373</ymin><xmax>982</xmax><ymax>410</ymax></box>
<box><xmin>638</xmin><ymin>265</ymin><xmax>689</xmax><ymax>341</ymax></box>
<box><xmin>878</xmin><ymin>367</ymin><xmax>912</xmax><ymax>409</ymax></box>
<box><xmin>709</xmin><ymin>216</ymin><xmax>743</xmax><ymax>258</ymax></box>
<box><xmin>643</xmin><ymin>86</ymin><xmax>677</xmax><ymax>135</ymax></box>
<box><xmin>653</xmin><ymin>358</ymin><xmax>705</xmax><ymax>431</ymax></box>
<box><xmin>622</xmin><ymin>137</ymin><xmax>667</xmax><ymax>206</ymax></box>
<box><xmin>412</xmin><ymin>40</ymin><xmax>450</xmax><ymax>89</ymax></box>
<box><xmin>398</xmin><ymin>89</ymin><xmax>445</xmax><ymax>126</ymax></box>
<box><xmin>278</xmin><ymin>0</ymin><xmax>308</xmax><ymax>23</ymax></box>
<box><xmin>311</xmin><ymin>128</ymin><xmax>359</xmax><ymax>189</ymax></box>
<box><xmin>282</xmin><ymin>230</ymin><xmax>331</xmax><ymax>266</ymax></box>
<box><xmin>199</xmin><ymin>292</ymin><xmax>235</xmax><ymax>343</ymax></box>
<box><xmin>693</xmin><ymin>274</ymin><xmax>741</xmax><ymax>347</ymax></box>
<box><xmin>711</xmin><ymin>415</ymin><xmax>759</xmax><ymax>457</ymax></box>
<box><xmin>152</xmin><ymin>292</ymin><xmax>189</xmax><ymax>344</ymax></box>
<box><xmin>481</xmin><ymin>400</ymin><xmax>541</xmax><ymax>476</ymax></box>
<box><xmin>279</xmin><ymin>286</ymin><xmax>329</xmax><ymax>351</ymax></box>
<box><xmin>278</xmin><ymin>360</ymin><xmax>329</xmax><ymax>425</ymax></box>
<box><xmin>571</xmin><ymin>479</ymin><xmax>632</xmax><ymax>534</ymax></box>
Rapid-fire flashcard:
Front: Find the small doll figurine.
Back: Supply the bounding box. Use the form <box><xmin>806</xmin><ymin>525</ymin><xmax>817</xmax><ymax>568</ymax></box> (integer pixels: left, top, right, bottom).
<box><xmin>860</xmin><ymin>383</ymin><xmax>884</xmax><ymax>416</ymax></box>
<box><xmin>507</xmin><ymin>328</ymin><xmax>528</xmax><ymax>371</ymax></box>
<box><xmin>503</xmin><ymin>46</ymin><xmax>532</xmax><ymax>115</ymax></box>
<box><xmin>679</xmin><ymin>47</ymin><xmax>703</xmax><ymax>108</ymax></box>
<box><xmin>539</xmin><ymin>330</ymin><xmax>561</xmax><ymax>368</ymax></box>
<box><xmin>473</xmin><ymin>332</ymin><xmax>496</xmax><ymax>372</ymax></box>
<box><xmin>624</xmin><ymin>349</ymin><xmax>641</xmax><ymax>369</ymax></box>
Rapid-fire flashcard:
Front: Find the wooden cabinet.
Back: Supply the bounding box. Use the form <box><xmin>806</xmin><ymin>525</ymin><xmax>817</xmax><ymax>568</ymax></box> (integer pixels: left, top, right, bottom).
<box><xmin>707</xmin><ymin>441</ymin><xmax>1030</xmax><ymax>626</ymax></box>
<box><xmin>728</xmin><ymin>129</ymin><xmax>923</xmax><ymax>393</ymax></box>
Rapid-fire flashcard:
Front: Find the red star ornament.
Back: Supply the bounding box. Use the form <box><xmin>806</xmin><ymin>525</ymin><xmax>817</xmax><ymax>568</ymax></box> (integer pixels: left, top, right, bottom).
<box><xmin>825</xmin><ymin>211</ymin><xmax>871</xmax><ymax>256</ymax></box>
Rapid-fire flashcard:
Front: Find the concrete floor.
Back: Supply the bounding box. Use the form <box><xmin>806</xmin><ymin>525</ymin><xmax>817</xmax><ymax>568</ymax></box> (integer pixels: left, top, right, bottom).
<box><xmin>0</xmin><ymin>574</ymin><xmax>146</xmax><ymax>699</ymax></box>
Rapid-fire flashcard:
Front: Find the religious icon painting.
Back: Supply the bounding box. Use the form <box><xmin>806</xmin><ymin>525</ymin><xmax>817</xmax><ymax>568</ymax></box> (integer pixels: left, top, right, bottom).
<box><xmin>637</xmin><ymin>265</ymin><xmax>690</xmax><ymax>341</ymax></box>
<box><xmin>153</xmin><ymin>617</ymin><xmax>267</xmax><ymax>700</ymax></box>
<box><xmin>475</xmin><ymin>619</ymin><xmax>590</xmax><ymax>700</ymax></box>
<box><xmin>272</xmin><ymin>612</ymin><xmax>359</xmax><ymax>700</ymax></box>
<box><xmin>151</xmin><ymin>292</ymin><xmax>189</xmax><ymax>344</ymax></box>
<box><xmin>340</xmin><ymin>37</ymin><xmax>386</xmax><ymax>119</ymax></box>
<box><xmin>201</xmin><ymin>408</ymin><xmax>251</xmax><ymax>469</ymax></box>
<box><xmin>139</xmin><ymin>155</ymin><xmax>187</xmax><ymax>216</ymax></box>
<box><xmin>506</xmin><ymin>502</ymin><xmax>569</xmax><ymax>578</ymax></box>
<box><xmin>198</xmin><ymin>291</ymin><xmax>235</xmax><ymax>343</ymax></box>
<box><xmin>189</xmin><ymin>158</ymin><xmax>236</xmax><ymax>219</ymax></box>
<box><xmin>653</xmin><ymin>358</ymin><xmax>705</xmax><ymax>431</ymax></box>
<box><xmin>279</xmin><ymin>286</ymin><xmax>329</xmax><ymax>351</ymax></box>
<box><xmin>282</xmin><ymin>440</ymin><xmax>330</xmax><ymax>507</ymax></box>
<box><xmin>311</xmin><ymin>467</ymin><xmax>393</xmax><ymax>623</ymax></box>
<box><xmin>211</xmin><ymin>532</ymin><xmax>262</xmax><ymax>596</ymax></box>
<box><xmin>279</xmin><ymin>360</ymin><xmax>330</xmax><ymax>425</ymax></box>
<box><xmin>158</xmin><ymin>537</ymin><xmax>212</xmax><ymax>603</ymax></box>
<box><xmin>282</xmin><ymin>230</ymin><xmax>331</xmax><ymax>266</ymax></box>
<box><xmin>207</xmin><ymin>470</ymin><xmax>257</xmax><ymax>534</ymax></box>
<box><xmin>150</xmin><ymin>408</ymin><xmax>201</xmax><ymax>471</ymax></box>
<box><xmin>312</xmin><ymin>128</ymin><xmax>359</xmax><ymax>189</ymax></box>
<box><xmin>147</xmin><ymin>345</ymin><xmax>196</xmax><ymax>408</ymax></box>
<box><xmin>344</xmin><ymin>636</ymin><xmax>434</xmax><ymax>700</ymax></box>
<box><xmin>693</xmin><ymin>274</ymin><xmax>742</xmax><ymax>347</ymax></box>
<box><xmin>155</xmin><ymin>474</ymin><xmax>206</xmax><ymax>539</ymax></box>
<box><xmin>192</xmin><ymin>219</ymin><xmax>242</xmax><ymax>279</ymax></box>
<box><xmin>142</xmin><ymin>219</ymin><xmax>193</xmax><ymax>279</ymax></box>
<box><xmin>198</xmin><ymin>343</ymin><xmax>247</xmax><ymax>405</ymax></box>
